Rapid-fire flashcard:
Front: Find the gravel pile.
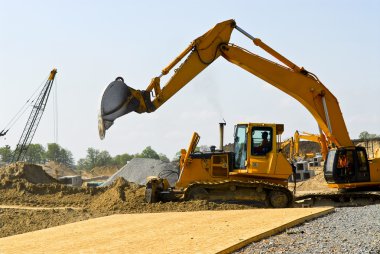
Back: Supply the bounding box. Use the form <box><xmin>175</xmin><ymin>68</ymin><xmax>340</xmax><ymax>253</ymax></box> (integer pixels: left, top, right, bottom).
<box><xmin>101</xmin><ymin>158</ymin><xmax>179</xmax><ymax>187</ymax></box>
<box><xmin>236</xmin><ymin>204</ymin><xmax>380</xmax><ymax>254</ymax></box>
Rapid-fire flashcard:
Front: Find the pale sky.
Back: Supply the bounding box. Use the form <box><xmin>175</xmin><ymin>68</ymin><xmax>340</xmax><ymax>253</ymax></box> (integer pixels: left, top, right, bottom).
<box><xmin>1</xmin><ymin>0</ymin><xmax>379</xmax><ymax>162</ymax></box>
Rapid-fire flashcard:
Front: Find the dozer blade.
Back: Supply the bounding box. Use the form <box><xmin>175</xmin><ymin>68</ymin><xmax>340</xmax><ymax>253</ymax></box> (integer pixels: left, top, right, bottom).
<box><xmin>98</xmin><ymin>77</ymin><xmax>155</xmax><ymax>139</ymax></box>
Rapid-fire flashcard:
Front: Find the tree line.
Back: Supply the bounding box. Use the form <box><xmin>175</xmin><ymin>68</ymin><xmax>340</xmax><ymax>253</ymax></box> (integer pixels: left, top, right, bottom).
<box><xmin>0</xmin><ymin>144</ymin><xmax>170</xmax><ymax>170</ymax></box>
<box><xmin>359</xmin><ymin>131</ymin><xmax>380</xmax><ymax>140</ymax></box>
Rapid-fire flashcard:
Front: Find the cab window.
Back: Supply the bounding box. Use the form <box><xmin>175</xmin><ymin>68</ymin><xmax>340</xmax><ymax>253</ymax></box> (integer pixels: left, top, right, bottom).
<box><xmin>252</xmin><ymin>127</ymin><xmax>273</xmax><ymax>155</ymax></box>
<box><xmin>357</xmin><ymin>150</ymin><xmax>369</xmax><ymax>172</ymax></box>
<box><xmin>234</xmin><ymin>125</ymin><xmax>247</xmax><ymax>169</ymax></box>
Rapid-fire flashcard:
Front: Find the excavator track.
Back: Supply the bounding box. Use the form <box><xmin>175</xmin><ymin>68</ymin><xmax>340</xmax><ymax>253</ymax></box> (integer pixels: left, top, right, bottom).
<box><xmin>294</xmin><ymin>191</ymin><xmax>380</xmax><ymax>207</ymax></box>
<box><xmin>183</xmin><ymin>180</ymin><xmax>293</xmax><ymax>208</ymax></box>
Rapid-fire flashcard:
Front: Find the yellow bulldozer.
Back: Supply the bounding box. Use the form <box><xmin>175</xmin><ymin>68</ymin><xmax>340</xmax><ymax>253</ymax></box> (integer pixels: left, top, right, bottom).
<box><xmin>156</xmin><ymin>123</ymin><xmax>295</xmax><ymax>208</ymax></box>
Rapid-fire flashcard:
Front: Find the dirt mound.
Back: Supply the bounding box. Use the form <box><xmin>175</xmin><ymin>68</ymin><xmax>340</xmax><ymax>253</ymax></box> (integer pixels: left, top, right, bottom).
<box><xmin>0</xmin><ymin>163</ymin><xmax>101</xmax><ymax>208</ymax></box>
<box><xmin>0</xmin><ymin>162</ymin><xmax>57</xmax><ymax>185</ymax></box>
<box><xmin>101</xmin><ymin>158</ymin><xmax>179</xmax><ymax>187</ymax></box>
<box><xmin>42</xmin><ymin>161</ymin><xmax>77</xmax><ymax>178</ymax></box>
<box><xmin>90</xmin><ymin>177</ymin><xmax>144</xmax><ymax>211</ymax></box>
<box><xmin>295</xmin><ymin>168</ymin><xmax>330</xmax><ymax>192</ymax></box>
<box><xmin>90</xmin><ymin>177</ymin><xmax>256</xmax><ymax>214</ymax></box>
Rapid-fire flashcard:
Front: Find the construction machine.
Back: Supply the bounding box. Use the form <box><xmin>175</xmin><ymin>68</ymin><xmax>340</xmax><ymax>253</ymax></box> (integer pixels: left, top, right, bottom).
<box><xmin>294</xmin><ymin>130</ymin><xmax>329</xmax><ymax>160</ymax></box>
<box><xmin>145</xmin><ymin>123</ymin><xmax>294</xmax><ymax>207</ymax></box>
<box><xmin>0</xmin><ymin>69</ymin><xmax>57</xmax><ymax>162</ymax></box>
<box><xmin>99</xmin><ymin>19</ymin><xmax>380</xmax><ymax>206</ymax></box>
<box><xmin>279</xmin><ymin>137</ymin><xmax>294</xmax><ymax>161</ymax></box>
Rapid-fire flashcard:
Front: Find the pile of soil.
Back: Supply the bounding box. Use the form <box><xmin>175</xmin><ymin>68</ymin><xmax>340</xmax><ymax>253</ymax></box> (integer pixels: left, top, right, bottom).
<box><xmin>0</xmin><ymin>162</ymin><xmax>57</xmax><ymax>185</ymax></box>
<box><xmin>90</xmin><ymin>177</ymin><xmax>145</xmax><ymax>211</ymax></box>
<box><xmin>42</xmin><ymin>161</ymin><xmax>77</xmax><ymax>178</ymax></box>
<box><xmin>101</xmin><ymin>158</ymin><xmax>179</xmax><ymax>187</ymax></box>
<box><xmin>91</xmin><ymin>177</ymin><xmax>252</xmax><ymax>214</ymax></box>
<box><xmin>295</xmin><ymin>168</ymin><xmax>330</xmax><ymax>192</ymax></box>
<box><xmin>0</xmin><ymin>163</ymin><xmax>99</xmax><ymax>207</ymax></box>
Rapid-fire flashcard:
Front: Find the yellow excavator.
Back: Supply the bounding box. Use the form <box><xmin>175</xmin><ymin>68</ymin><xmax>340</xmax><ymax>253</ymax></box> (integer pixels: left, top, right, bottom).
<box><xmin>99</xmin><ymin>19</ymin><xmax>380</xmax><ymax>206</ymax></box>
<box><xmin>279</xmin><ymin>137</ymin><xmax>294</xmax><ymax>161</ymax></box>
<box><xmin>293</xmin><ymin>130</ymin><xmax>329</xmax><ymax>160</ymax></box>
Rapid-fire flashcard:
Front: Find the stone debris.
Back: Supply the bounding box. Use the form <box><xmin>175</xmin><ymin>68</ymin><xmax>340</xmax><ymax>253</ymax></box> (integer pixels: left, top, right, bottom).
<box><xmin>101</xmin><ymin>158</ymin><xmax>179</xmax><ymax>187</ymax></box>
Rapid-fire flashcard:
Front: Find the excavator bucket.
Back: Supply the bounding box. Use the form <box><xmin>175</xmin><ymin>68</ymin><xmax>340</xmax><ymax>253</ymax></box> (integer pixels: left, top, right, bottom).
<box><xmin>98</xmin><ymin>77</ymin><xmax>153</xmax><ymax>139</ymax></box>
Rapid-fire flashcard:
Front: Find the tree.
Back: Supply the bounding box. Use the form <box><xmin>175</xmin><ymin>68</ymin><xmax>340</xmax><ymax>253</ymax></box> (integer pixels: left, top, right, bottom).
<box><xmin>359</xmin><ymin>131</ymin><xmax>379</xmax><ymax>140</ymax></box>
<box><xmin>113</xmin><ymin>153</ymin><xmax>134</xmax><ymax>167</ymax></box>
<box><xmin>45</xmin><ymin>143</ymin><xmax>74</xmax><ymax>167</ymax></box>
<box><xmin>59</xmin><ymin>149</ymin><xmax>74</xmax><ymax>167</ymax></box>
<box><xmin>0</xmin><ymin>145</ymin><xmax>13</xmax><ymax>163</ymax></box>
<box><xmin>86</xmin><ymin>147</ymin><xmax>100</xmax><ymax>168</ymax></box>
<box><xmin>77</xmin><ymin>147</ymin><xmax>114</xmax><ymax>171</ymax></box>
<box><xmin>24</xmin><ymin>144</ymin><xmax>46</xmax><ymax>164</ymax></box>
<box><xmin>46</xmin><ymin>143</ymin><xmax>61</xmax><ymax>162</ymax></box>
<box><xmin>158</xmin><ymin>153</ymin><xmax>170</xmax><ymax>163</ymax></box>
<box><xmin>96</xmin><ymin>150</ymin><xmax>113</xmax><ymax>166</ymax></box>
<box><xmin>77</xmin><ymin>147</ymin><xmax>99</xmax><ymax>170</ymax></box>
<box><xmin>77</xmin><ymin>158</ymin><xmax>89</xmax><ymax>171</ymax></box>
<box><xmin>136</xmin><ymin>146</ymin><xmax>160</xmax><ymax>160</ymax></box>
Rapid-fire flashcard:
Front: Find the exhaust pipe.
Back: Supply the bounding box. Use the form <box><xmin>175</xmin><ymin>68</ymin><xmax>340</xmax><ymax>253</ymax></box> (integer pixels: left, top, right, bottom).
<box><xmin>219</xmin><ymin>121</ymin><xmax>226</xmax><ymax>151</ymax></box>
<box><xmin>98</xmin><ymin>77</ymin><xmax>155</xmax><ymax>139</ymax></box>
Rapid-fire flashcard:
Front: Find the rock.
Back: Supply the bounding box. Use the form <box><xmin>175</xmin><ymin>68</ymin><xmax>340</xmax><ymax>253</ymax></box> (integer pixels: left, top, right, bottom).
<box><xmin>101</xmin><ymin>158</ymin><xmax>179</xmax><ymax>187</ymax></box>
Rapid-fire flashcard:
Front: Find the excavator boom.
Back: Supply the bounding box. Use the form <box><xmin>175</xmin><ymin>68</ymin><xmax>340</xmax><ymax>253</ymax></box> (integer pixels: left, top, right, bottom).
<box><xmin>219</xmin><ymin>44</ymin><xmax>352</xmax><ymax>147</ymax></box>
<box><xmin>99</xmin><ymin>19</ymin><xmax>351</xmax><ymax>149</ymax></box>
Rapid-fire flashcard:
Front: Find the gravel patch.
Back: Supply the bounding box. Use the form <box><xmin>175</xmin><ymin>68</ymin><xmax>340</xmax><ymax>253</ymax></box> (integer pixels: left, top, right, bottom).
<box><xmin>236</xmin><ymin>204</ymin><xmax>380</xmax><ymax>254</ymax></box>
<box><xmin>101</xmin><ymin>158</ymin><xmax>179</xmax><ymax>187</ymax></box>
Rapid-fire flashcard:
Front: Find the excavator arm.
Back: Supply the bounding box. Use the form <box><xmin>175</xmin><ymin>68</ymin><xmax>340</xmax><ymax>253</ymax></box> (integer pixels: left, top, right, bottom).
<box><xmin>294</xmin><ymin>130</ymin><xmax>329</xmax><ymax>160</ymax></box>
<box><xmin>99</xmin><ymin>19</ymin><xmax>236</xmax><ymax>138</ymax></box>
<box><xmin>99</xmin><ymin>19</ymin><xmax>352</xmax><ymax>150</ymax></box>
<box><xmin>280</xmin><ymin>137</ymin><xmax>294</xmax><ymax>161</ymax></box>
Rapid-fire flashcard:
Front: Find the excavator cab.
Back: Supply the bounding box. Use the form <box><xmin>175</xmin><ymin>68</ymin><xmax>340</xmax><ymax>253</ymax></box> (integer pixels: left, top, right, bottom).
<box><xmin>324</xmin><ymin>147</ymin><xmax>371</xmax><ymax>185</ymax></box>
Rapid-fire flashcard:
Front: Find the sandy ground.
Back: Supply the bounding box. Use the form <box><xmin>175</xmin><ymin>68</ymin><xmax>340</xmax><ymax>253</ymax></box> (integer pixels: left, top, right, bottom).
<box><xmin>0</xmin><ymin>163</ymin><xmax>258</xmax><ymax>238</ymax></box>
<box><xmin>0</xmin><ymin>163</ymin><xmax>341</xmax><ymax>239</ymax></box>
<box><xmin>0</xmin><ymin>208</ymin><xmax>333</xmax><ymax>254</ymax></box>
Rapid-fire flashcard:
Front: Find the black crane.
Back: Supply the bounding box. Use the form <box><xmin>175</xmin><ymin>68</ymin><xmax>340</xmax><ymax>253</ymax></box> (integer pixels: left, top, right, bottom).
<box><xmin>11</xmin><ymin>69</ymin><xmax>57</xmax><ymax>162</ymax></box>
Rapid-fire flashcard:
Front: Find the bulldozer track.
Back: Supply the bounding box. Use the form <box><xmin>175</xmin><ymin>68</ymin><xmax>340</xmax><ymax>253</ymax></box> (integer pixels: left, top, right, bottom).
<box><xmin>184</xmin><ymin>179</ymin><xmax>294</xmax><ymax>208</ymax></box>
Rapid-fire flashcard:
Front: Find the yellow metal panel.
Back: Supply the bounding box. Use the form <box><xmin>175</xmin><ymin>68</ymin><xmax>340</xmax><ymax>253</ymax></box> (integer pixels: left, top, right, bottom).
<box><xmin>369</xmin><ymin>159</ymin><xmax>380</xmax><ymax>182</ymax></box>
